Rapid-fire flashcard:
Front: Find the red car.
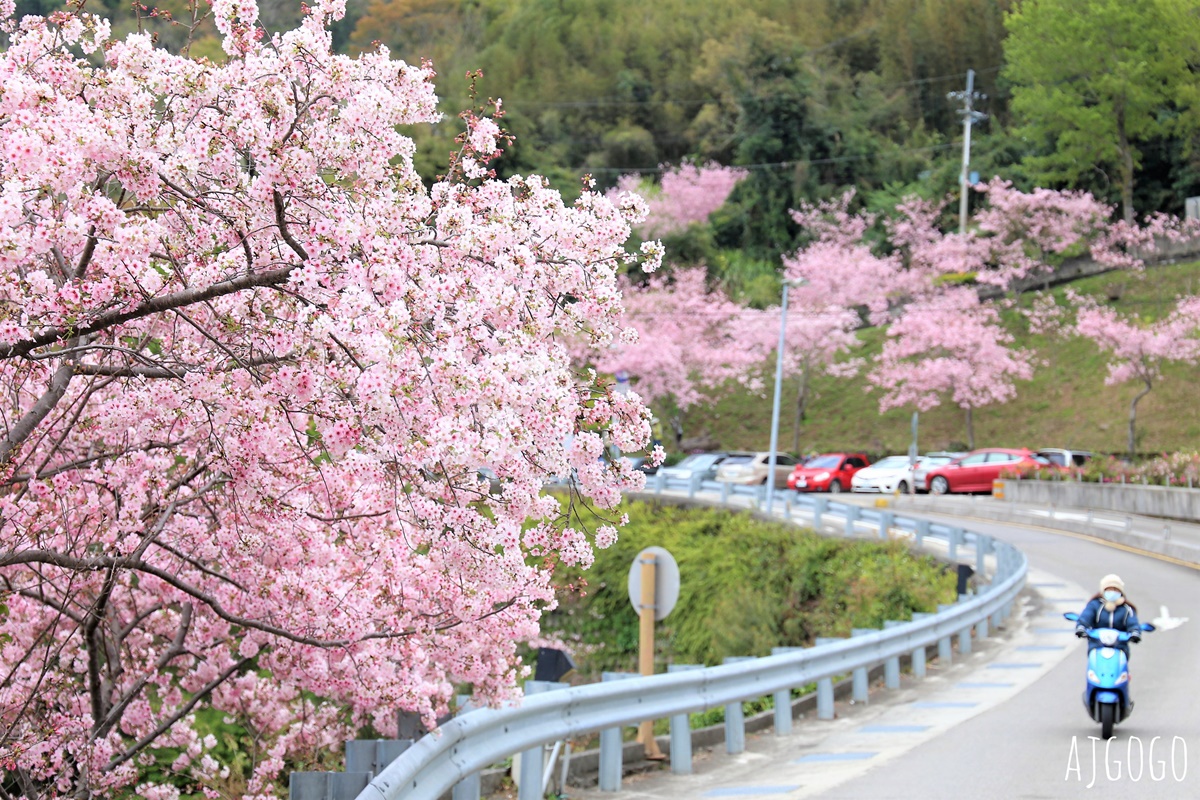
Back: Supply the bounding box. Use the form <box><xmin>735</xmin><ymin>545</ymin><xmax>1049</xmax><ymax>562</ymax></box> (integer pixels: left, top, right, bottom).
<box><xmin>924</xmin><ymin>448</ymin><xmax>1044</xmax><ymax>494</ymax></box>
<box><xmin>788</xmin><ymin>453</ymin><xmax>870</xmax><ymax>493</ymax></box>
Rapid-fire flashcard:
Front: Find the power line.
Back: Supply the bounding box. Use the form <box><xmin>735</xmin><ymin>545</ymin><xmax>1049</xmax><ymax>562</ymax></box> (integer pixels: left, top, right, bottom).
<box><xmin>567</xmin><ymin>141</ymin><xmax>961</xmax><ymax>175</ymax></box>
<box><xmin>496</xmin><ymin>65</ymin><xmax>1005</xmax><ymax>111</ymax></box>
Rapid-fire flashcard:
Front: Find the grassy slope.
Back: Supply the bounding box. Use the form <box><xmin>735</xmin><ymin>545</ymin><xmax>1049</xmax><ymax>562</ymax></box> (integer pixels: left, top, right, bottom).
<box><xmin>682</xmin><ymin>260</ymin><xmax>1200</xmax><ymax>457</ymax></box>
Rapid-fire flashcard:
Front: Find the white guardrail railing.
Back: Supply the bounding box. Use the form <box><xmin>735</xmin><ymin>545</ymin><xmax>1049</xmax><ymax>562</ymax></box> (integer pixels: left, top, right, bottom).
<box><xmin>292</xmin><ymin>474</ymin><xmax>1028</xmax><ymax>800</ymax></box>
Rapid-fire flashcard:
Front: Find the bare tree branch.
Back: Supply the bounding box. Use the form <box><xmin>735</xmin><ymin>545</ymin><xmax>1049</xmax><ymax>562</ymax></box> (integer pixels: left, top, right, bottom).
<box><xmin>0</xmin><ymin>364</ymin><xmax>74</xmax><ymax>468</ymax></box>
<box><xmin>104</xmin><ymin>651</ymin><xmax>248</xmax><ymax>771</ymax></box>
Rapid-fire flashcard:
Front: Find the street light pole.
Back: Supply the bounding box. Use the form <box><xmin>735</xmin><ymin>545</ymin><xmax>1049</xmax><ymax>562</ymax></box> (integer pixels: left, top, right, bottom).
<box><xmin>765</xmin><ymin>279</ymin><xmax>805</xmax><ymax>511</ymax></box>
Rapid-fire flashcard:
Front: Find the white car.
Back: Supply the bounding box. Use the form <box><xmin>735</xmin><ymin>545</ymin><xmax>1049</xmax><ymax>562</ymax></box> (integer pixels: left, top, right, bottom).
<box><xmin>850</xmin><ymin>455</ymin><xmax>923</xmax><ymax>494</ymax></box>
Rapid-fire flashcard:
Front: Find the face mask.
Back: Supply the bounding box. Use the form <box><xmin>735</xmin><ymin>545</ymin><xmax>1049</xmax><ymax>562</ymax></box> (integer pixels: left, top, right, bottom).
<box><xmin>1103</xmin><ymin>590</ymin><xmax>1122</xmax><ymax>603</ymax></box>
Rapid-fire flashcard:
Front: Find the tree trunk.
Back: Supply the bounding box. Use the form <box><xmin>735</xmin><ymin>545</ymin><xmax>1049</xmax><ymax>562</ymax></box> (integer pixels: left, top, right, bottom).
<box><xmin>1128</xmin><ymin>381</ymin><xmax>1152</xmax><ymax>461</ymax></box>
<box><xmin>790</xmin><ymin>367</ymin><xmax>810</xmax><ymax>454</ymax></box>
<box><xmin>671</xmin><ymin>414</ymin><xmax>683</xmax><ymax>448</ymax></box>
<box><xmin>965</xmin><ymin>406</ymin><xmax>975</xmax><ymax>451</ymax></box>
<box><xmin>1116</xmin><ymin>102</ymin><xmax>1136</xmax><ymax>225</ymax></box>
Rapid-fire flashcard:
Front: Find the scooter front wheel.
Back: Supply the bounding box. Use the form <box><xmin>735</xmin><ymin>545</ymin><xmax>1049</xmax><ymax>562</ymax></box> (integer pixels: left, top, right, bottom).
<box><xmin>1100</xmin><ymin>703</ymin><xmax>1115</xmax><ymax>739</ymax></box>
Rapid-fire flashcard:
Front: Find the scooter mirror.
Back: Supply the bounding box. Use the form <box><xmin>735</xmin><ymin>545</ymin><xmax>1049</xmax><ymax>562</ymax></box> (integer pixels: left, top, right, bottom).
<box><xmin>1141</xmin><ymin>622</ymin><xmax>1156</xmax><ymax>632</ymax></box>
<box><xmin>1063</xmin><ymin>612</ymin><xmax>1080</xmax><ymax>622</ymax></box>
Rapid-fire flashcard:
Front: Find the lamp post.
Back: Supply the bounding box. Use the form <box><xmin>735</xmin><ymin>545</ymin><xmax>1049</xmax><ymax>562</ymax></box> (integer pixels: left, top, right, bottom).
<box><xmin>765</xmin><ymin>278</ymin><xmax>807</xmax><ymax>511</ymax></box>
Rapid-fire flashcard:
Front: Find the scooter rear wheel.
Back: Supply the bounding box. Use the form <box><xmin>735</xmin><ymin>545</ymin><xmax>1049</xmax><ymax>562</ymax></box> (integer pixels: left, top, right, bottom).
<box><xmin>1100</xmin><ymin>703</ymin><xmax>1115</xmax><ymax>739</ymax></box>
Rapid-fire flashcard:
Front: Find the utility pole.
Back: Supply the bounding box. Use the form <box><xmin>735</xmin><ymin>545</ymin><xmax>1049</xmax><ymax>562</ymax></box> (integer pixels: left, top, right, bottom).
<box><xmin>948</xmin><ymin>69</ymin><xmax>987</xmax><ymax>233</ymax></box>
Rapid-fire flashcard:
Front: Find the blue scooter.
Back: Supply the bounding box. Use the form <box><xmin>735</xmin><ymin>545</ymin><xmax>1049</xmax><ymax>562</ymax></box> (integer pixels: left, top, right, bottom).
<box><xmin>1063</xmin><ymin>612</ymin><xmax>1154</xmax><ymax>739</ymax></box>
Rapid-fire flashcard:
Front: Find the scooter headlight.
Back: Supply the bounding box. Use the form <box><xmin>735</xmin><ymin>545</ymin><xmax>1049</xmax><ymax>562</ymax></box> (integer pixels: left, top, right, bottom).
<box><xmin>1116</xmin><ymin>672</ymin><xmax>1129</xmax><ymax>685</ymax></box>
<box><xmin>1087</xmin><ymin>669</ymin><xmax>1100</xmax><ymax>683</ymax></box>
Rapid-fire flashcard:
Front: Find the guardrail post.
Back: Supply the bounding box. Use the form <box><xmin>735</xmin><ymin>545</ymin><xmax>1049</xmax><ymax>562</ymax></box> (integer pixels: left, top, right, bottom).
<box><xmin>910</xmin><ymin>613</ymin><xmax>932</xmax><ymax>677</ymax></box>
<box><xmin>783</xmin><ymin>494</ymin><xmax>793</xmax><ymax>521</ymax></box>
<box><xmin>812</xmin><ymin>496</ymin><xmax>826</xmax><ymax>530</ymax></box>
<box><xmin>850</xmin><ymin>629</ymin><xmax>874</xmax><ymax>703</ymax></box>
<box><xmin>937</xmin><ymin>604</ymin><xmax>954</xmax><ymax>664</ymax></box>
<box><xmin>769</xmin><ymin>647</ymin><xmax>803</xmax><ymax>734</ymax></box>
<box><xmin>883</xmin><ymin>621</ymin><xmax>904</xmax><ymax>689</ymax></box>
<box><xmin>345</xmin><ymin>737</ymin><xmax>414</xmax><ymax>779</ymax></box>
<box><xmin>688</xmin><ymin>473</ymin><xmax>701</xmax><ymax>497</ymax></box>
<box><xmin>814</xmin><ymin>637</ymin><xmax>841</xmax><ymax>719</ymax></box>
<box><xmin>289</xmin><ymin>773</ymin><xmax>371</xmax><ymax>800</ymax></box>
<box><xmin>948</xmin><ymin>527</ymin><xmax>962</xmax><ymax>560</ymax></box>
<box><xmin>955</xmin><ymin>596</ymin><xmax>972</xmax><ymax>655</ymax></box>
<box><xmin>654</xmin><ymin>471</ymin><xmax>666</xmax><ymax>493</ymax></box>
<box><xmin>450</xmin><ymin>696</ymin><xmax>479</xmax><ymax>800</ymax></box>
<box><xmin>756</xmin><ymin>484</ymin><xmax>767</xmax><ymax>510</ymax></box>
<box><xmin>723</xmin><ymin>657</ymin><xmax>755</xmax><ymax>754</ymax></box>
<box><xmin>975</xmin><ymin>534</ymin><xmax>991</xmax><ymax>576</ymax></box>
<box><xmin>976</xmin><ymin>613</ymin><xmax>989</xmax><ymax>641</ymax></box>
<box><xmin>915</xmin><ymin>519</ymin><xmax>930</xmax><ymax>548</ymax></box>
<box><xmin>843</xmin><ymin>505</ymin><xmax>859</xmax><ymax>537</ymax></box>
<box><xmin>520</xmin><ymin>681</ymin><xmax>569</xmax><ymax>800</ymax></box>
<box><xmin>878</xmin><ymin>511</ymin><xmax>894</xmax><ymax>539</ymax></box>
<box><xmin>720</xmin><ymin>481</ymin><xmax>730</xmax><ymax>504</ymax></box>
<box><xmin>666</xmin><ymin>665</ymin><xmax>703</xmax><ymax>773</ymax></box>
<box><xmin>598</xmin><ymin>673</ymin><xmax>636</xmax><ymax>791</ymax></box>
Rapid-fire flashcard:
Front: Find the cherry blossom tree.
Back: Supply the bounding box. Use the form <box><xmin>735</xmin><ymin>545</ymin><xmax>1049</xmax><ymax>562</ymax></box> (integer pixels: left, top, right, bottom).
<box><xmin>784</xmin><ymin>183</ymin><xmax>1198</xmax><ymax>448</ymax></box>
<box><xmin>869</xmin><ymin>288</ymin><xmax>1035</xmax><ymax>449</ymax></box>
<box><xmin>1075</xmin><ymin>296</ymin><xmax>1200</xmax><ymax>459</ymax></box>
<box><xmin>0</xmin><ymin>4</ymin><xmax>659</xmax><ymax>798</ymax></box>
<box><xmin>585</xmin><ymin>269</ymin><xmax>754</xmax><ymax>445</ymax></box>
<box><xmin>609</xmin><ymin>161</ymin><xmax>748</xmax><ymax>239</ymax></box>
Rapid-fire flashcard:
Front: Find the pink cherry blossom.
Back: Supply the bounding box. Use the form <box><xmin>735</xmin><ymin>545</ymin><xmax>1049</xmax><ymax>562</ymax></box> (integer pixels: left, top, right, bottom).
<box><xmin>609</xmin><ymin>162</ymin><xmax>748</xmax><ymax>238</ymax></box>
<box><xmin>0</xmin><ymin>4</ymin><xmax>656</xmax><ymax>797</ymax></box>
<box><xmin>1075</xmin><ymin>295</ymin><xmax>1200</xmax><ymax>458</ymax></box>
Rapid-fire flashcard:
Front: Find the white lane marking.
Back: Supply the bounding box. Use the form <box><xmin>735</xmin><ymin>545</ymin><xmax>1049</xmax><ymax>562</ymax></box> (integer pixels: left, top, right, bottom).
<box><xmin>1151</xmin><ymin>604</ymin><xmax>1189</xmax><ymax>631</ymax></box>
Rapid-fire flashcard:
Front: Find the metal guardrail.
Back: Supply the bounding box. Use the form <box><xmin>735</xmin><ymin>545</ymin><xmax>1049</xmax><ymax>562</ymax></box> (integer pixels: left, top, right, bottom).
<box><xmin>301</xmin><ymin>481</ymin><xmax>1027</xmax><ymax>800</ymax></box>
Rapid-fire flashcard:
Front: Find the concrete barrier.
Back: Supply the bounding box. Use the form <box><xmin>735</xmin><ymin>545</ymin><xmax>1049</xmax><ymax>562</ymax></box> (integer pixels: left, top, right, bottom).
<box><xmin>1000</xmin><ymin>479</ymin><xmax>1200</xmax><ymax>522</ymax></box>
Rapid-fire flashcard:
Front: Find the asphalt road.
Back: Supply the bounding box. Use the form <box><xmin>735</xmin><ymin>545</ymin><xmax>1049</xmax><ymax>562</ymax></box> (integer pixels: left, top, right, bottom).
<box><xmin>819</xmin><ymin>513</ymin><xmax>1199</xmax><ymax>800</ymax></box>
<box><xmin>565</xmin><ymin>506</ymin><xmax>1199</xmax><ymax>800</ymax></box>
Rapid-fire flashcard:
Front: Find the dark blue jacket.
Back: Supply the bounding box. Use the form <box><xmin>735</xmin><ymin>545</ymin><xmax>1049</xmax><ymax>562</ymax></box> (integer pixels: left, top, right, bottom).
<box><xmin>1076</xmin><ymin>596</ymin><xmax>1141</xmax><ymax>655</ymax></box>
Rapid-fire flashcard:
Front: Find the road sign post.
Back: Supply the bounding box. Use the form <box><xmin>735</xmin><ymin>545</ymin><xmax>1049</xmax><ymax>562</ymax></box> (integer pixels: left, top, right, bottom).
<box><xmin>627</xmin><ymin>547</ymin><xmax>680</xmax><ymax>760</ymax></box>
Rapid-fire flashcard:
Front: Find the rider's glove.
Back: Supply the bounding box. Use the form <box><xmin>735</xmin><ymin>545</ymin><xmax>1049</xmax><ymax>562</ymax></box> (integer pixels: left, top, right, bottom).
<box><xmin>1129</xmin><ymin>631</ymin><xmax>1142</xmax><ymax>643</ymax></box>
<box><xmin>1075</xmin><ymin>626</ymin><xmax>1087</xmax><ymax>638</ymax></box>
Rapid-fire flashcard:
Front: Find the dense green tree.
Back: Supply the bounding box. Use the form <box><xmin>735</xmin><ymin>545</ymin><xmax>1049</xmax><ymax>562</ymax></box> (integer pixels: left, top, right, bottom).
<box><xmin>1003</xmin><ymin>0</ymin><xmax>1200</xmax><ymax>223</ymax></box>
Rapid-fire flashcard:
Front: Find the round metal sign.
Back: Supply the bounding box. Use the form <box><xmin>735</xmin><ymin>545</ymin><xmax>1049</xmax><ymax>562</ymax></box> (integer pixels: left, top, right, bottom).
<box><xmin>626</xmin><ymin>546</ymin><xmax>680</xmax><ymax>621</ymax></box>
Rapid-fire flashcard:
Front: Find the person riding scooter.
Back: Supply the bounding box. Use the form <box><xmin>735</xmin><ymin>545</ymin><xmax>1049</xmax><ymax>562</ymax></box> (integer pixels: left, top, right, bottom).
<box><xmin>1074</xmin><ymin>574</ymin><xmax>1142</xmax><ymax>659</ymax></box>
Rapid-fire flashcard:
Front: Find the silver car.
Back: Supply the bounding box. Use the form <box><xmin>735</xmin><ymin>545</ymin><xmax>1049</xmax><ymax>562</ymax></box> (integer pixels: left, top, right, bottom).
<box><xmin>659</xmin><ymin>452</ymin><xmax>728</xmax><ymax>482</ymax></box>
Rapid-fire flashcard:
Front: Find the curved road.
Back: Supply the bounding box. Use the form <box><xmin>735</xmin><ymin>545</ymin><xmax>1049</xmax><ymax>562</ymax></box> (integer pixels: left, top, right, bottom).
<box><xmin>567</xmin><ymin>508</ymin><xmax>1199</xmax><ymax>800</ymax></box>
<box><xmin>817</xmin><ymin>512</ymin><xmax>1199</xmax><ymax>799</ymax></box>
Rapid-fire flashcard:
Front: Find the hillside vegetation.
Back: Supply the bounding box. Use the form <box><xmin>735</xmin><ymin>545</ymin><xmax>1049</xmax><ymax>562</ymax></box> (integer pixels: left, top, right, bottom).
<box><xmin>682</xmin><ymin>259</ymin><xmax>1200</xmax><ymax>457</ymax></box>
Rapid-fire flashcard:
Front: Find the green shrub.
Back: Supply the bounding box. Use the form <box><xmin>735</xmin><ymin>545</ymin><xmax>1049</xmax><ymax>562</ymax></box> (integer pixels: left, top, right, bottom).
<box><xmin>544</xmin><ymin>500</ymin><xmax>957</xmax><ymax>677</ymax></box>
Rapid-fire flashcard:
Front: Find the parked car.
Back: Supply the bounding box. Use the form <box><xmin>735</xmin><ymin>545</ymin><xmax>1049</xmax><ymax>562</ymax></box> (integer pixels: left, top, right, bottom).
<box><xmin>1036</xmin><ymin>448</ymin><xmax>1093</xmax><ymax>469</ymax></box>
<box><xmin>659</xmin><ymin>452</ymin><xmax>728</xmax><ymax>483</ymax></box>
<box><xmin>912</xmin><ymin>451</ymin><xmax>968</xmax><ymax>493</ymax></box>
<box><xmin>715</xmin><ymin>451</ymin><xmax>800</xmax><ymax>485</ymax></box>
<box><xmin>788</xmin><ymin>452</ymin><xmax>870</xmax><ymax>493</ymax></box>
<box><xmin>924</xmin><ymin>448</ymin><xmax>1043</xmax><ymax>494</ymax></box>
<box><xmin>851</xmin><ymin>455</ymin><xmax>923</xmax><ymax>494</ymax></box>
<box><xmin>620</xmin><ymin>455</ymin><xmax>658</xmax><ymax>476</ymax></box>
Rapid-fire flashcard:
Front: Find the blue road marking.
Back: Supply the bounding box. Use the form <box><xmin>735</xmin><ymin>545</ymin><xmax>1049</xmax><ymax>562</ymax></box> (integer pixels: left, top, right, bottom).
<box><xmin>859</xmin><ymin>724</ymin><xmax>931</xmax><ymax>733</ymax></box>
<box><xmin>956</xmin><ymin>681</ymin><xmax>1015</xmax><ymax>688</ymax></box>
<box><xmin>703</xmin><ymin>788</ymin><xmax>801</xmax><ymax>797</ymax></box>
<box><xmin>911</xmin><ymin>701</ymin><xmax>979</xmax><ymax>708</ymax></box>
<box><xmin>795</xmin><ymin>752</ymin><xmax>878</xmax><ymax>763</ymax></box>
<box><xmin>987</xmin><ymin>662</ymin><xmax>1043</xmax><ymax>669</ymax></box>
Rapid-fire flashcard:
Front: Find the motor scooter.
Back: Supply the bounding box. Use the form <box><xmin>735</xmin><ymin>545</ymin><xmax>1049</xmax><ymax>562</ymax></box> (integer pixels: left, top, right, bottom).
<box><xmin>1063</xmin><ymin>611</ymin><xmax>1154</xmax><ymax>738</ymax></box>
